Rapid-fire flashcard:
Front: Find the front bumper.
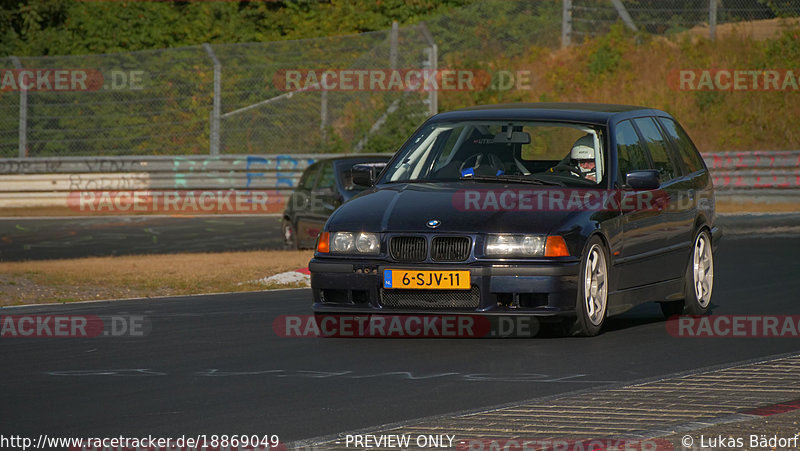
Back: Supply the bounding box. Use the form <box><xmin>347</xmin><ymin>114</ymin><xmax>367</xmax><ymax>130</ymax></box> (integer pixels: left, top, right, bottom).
<box><xmin>310</xmin><ymin>259</ymin><xmax>580</xmax><ymax>317</ymax></box>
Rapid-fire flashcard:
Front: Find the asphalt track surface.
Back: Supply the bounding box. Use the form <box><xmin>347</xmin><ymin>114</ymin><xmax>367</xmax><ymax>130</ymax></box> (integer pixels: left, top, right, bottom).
<box><xmin>0</xmin><ymin>215</ymin><xmax>285</xmax><ymax>261</ymax></box>
<box><xmin>2</xmin><ymin>235</ymin><xmax>800</xmax><ymax>445</ymax></box>
<box><xmin>2</xmin><ymin>212</ymin><xmax>800</xmax><ymax>261</ymax></box>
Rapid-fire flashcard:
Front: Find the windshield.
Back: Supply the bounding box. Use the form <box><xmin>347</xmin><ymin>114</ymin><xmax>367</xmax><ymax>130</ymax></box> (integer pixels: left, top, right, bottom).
<box><xmin>380</xmin><ymin>121</ymin><xmax>606</xmax><ymax>186</ymax></box>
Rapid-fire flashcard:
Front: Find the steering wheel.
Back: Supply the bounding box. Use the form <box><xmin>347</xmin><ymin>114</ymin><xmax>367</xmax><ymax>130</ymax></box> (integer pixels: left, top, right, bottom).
<box><xmin>460</xmin><ymin>153</ymin><xmax>506</xmax><ymax>177</ymax></box>
<box><xmin>550</xmin><ymin>162</ymin><xmax>583</xmax><ymax>178</ymax></box>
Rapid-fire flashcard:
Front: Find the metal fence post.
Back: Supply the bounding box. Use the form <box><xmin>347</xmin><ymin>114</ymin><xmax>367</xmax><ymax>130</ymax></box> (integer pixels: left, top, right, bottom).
<box><xmin>11</xmin><ymin>56</ymin><xmax>27</xmax><ymax>158</ymax></box>
<box><xmin>429</xmin><ymin>43</ymin><xmax>438</xmax><ymax>116</ymax></box>
<box><xmin>562</xmin><ymin>0</ymin><xmax>572</xmax><ymax>48</ymax></box>
<box><xmin>419</xmin><ymin>23</ymin><xmax>437</xmax><ymax>117</ymax></box>
<box><xmin>320</xmin><ymin>90</ymin><xmax>328</xmax><ymax>145</ymax></box>
<box><xmin>611</xmin><ymin>0</ymin><xmax>638</xmax><ymax>32</ymax></box>
<box><xmin>203</xmin><ymin>44</ymin><xmax>221</xmax><ymax>156</ymax></box>
<box><xmin>390</xmin><ymin>21</ymin><xmax>399</xmax><ymax>69</ymax></box>
<box><xmin>709</xmin><ymin>0</ymin><xmax>718</xmax><ymax>41</ymax></box>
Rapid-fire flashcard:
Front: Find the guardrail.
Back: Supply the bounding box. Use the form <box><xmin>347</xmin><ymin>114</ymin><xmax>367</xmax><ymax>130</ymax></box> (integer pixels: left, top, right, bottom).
<box><xmin>703</xmin><ymin>151</ymin><xmax>800</xmax><ymax>190</ymax></box>
<box><xmin>0</xmin><ymin>151</ymin><xmax>796</xmax><ymax>212</ymax></box>
<box><xmin>0</xmin><ymin>154</ymin><xmax>316</xmax><ymax>212</ymax></box>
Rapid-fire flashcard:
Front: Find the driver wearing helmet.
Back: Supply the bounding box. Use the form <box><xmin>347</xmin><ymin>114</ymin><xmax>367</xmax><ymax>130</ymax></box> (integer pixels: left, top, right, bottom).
<box><xmin>570</xmin><ymin>134</ymin><xmax>597</xmax><ymax>182</ymax></box>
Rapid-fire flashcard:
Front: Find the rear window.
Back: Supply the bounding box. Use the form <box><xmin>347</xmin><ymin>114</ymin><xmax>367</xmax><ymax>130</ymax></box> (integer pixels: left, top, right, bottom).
<box><xmin>634</xmin><ymin>117</ymin><xmax>678</xmax><ymax>182</ymax></box>
<box><xmin>615</xmin><ymin>120</ymin><xmax>650</xmax><ymax>177</ymax></box>
<box><xmin>658</xmin><ymin>117</ymin><xmax>705</xmax><ymax>174</ymax></box>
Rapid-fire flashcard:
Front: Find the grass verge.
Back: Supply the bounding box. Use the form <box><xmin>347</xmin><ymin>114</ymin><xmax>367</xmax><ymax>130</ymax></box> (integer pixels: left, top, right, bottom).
<box><xmin>0</xmin><ymin>250</ymin><xmax>313</xmax><ymax>307</ymax></box>
<box><xmin>716</xmin><ymin>200</ymin><xmax>800</xmax><ymax>214</ymax></box>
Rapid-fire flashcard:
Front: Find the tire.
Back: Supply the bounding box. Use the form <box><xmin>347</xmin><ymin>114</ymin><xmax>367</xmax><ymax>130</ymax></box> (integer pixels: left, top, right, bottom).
<box><xmin>683</xmin><ymin>229</ymin><xmax>714</xmax><ymax>315</ymax></box>
<box><xmin>281</xmin><ymin>219</ymin><xmax>298</xmax><ymax>250</ymax></box>
<box><xmin>570</xmin><ymin>236</ymin><xmax>610</xmax><ymax>337</ymax></box>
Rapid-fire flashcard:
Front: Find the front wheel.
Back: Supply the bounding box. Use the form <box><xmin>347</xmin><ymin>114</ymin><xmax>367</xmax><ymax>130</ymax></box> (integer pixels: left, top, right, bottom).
<box><xmin>570</xmin><ymin>236</ymin><xmax>609</xmax><ymax>337</ymax></box>
<box><xmin>684</xmin><ymin>229</ymin><xmax>714</xmax><ymax>315</ymax></box>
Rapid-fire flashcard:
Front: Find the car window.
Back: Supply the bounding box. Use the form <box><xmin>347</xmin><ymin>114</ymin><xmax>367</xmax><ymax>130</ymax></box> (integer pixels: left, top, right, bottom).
<box><xmin>432</xmin><ymin>125</ymin><xmax>468</xmax><ymax>171</ymax></box>
<box><xmin>299</xmin><ymin>165</ymin><xmax>319</xmax><ymax>191</ymax></box>
<box><xmin>658</xmin><ymin>117</ymin><xmax>705</xmax><ymax>174</ymax></box>
<box><xmin>315</xmin><ymin>161</ymin><xmax>336</xmax><ymax>191</ymax></box>
<box><xmin>615</xmin><ymin>120</ymin><xmax>651</xmax><ymax>178</ymax></box>
<box><xmin>634</xmin><ymin>117</ymin><xmax>678</xmax><ymax>182</ymax></box>
<box><xmin>382</xmin><ymin>120</ymin><xmax>605</xmax><ymax>187</ymax></box>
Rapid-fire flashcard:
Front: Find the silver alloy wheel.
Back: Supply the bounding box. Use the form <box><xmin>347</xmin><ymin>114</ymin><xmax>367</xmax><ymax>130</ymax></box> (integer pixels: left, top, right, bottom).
<box><xmin>693</xmin><ymin>232</ymin><xmax>714</xmax><ymax>308</ymax></box>
<box><xmin>584</xmin><ymin>243</ymin><xmax>608</xmax><ymax>326</ymax></box>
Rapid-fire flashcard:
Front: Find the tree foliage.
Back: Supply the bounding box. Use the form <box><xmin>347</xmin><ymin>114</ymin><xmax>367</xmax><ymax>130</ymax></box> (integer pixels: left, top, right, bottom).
<box><xmin>0</xmin><ymin>0</ymin><xmax>476</xmax><ymax>57</ymax></box>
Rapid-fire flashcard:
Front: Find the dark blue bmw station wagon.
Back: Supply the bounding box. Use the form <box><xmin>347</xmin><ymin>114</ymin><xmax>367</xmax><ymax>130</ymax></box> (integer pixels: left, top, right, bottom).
<box><xmin>309</xmin><ymin>103</ymin><xmax>720</xmax><ymax>336</ymax></box>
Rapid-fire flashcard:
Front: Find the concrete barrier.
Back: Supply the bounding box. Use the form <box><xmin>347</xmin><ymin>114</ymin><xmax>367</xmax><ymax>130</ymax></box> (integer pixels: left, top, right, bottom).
<box><xmin>0</xmin><ymin>155</ymin><xmax>317</xmax><ymax>211</ymax></box>
<box><xmin>0</xmin><ymin>151</ymin><xmax>796</xmax><ymax>211</ymax></box>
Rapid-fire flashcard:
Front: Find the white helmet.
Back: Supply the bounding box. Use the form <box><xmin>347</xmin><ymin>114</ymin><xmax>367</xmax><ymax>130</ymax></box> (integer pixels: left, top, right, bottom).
<box><xmin>570</xmin><ymin>135</ymin><xmax>595</xmax><ymax>160</ymax></box>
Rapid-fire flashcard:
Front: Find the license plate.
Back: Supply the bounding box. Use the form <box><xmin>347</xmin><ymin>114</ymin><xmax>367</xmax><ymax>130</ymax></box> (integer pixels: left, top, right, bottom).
<box><xmin>383</xmin><ymin>269</ymin><xmax>470</xmax><ymax>290</ymax></box>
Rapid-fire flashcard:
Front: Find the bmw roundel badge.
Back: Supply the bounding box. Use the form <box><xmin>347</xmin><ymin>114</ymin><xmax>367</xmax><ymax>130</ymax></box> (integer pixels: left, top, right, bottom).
<box><xmin>426</xmin><ymin>219</ymin><xmax>441</xmax><ymax>229</ymax></box>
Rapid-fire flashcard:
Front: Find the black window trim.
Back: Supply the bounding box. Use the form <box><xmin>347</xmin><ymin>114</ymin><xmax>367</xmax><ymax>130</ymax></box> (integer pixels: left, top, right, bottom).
<box><xmin>613</xmin><ymin>118</ymin><xmax>653</xmax><ymax>187</ymax></box>
<box><xmin>652</xmin><ymin>116</ymin><xmax>690</xmax><ymax>178</ymax></box>
<box><xmin>629</xmin><ymin>116</ymin><xmax>683</xmax><ymax>184</ymax></box>
<box><xmin>655</xmin><ymin>116</ymin><xmax>705</xmax><ymax>177</ymax></box>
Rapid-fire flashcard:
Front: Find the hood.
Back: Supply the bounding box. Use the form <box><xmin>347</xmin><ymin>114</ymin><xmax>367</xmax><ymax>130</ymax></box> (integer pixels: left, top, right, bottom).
<box><xmin>326</xmin><ymin>182</ymin><xmax>594</xmax><ymax>235</ymax></box>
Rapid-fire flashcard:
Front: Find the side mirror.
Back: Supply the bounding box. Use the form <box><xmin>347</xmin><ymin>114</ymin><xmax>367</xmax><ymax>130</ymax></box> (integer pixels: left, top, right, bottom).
<box><xmin>351</xmin><ymin>163</ymin><xmax>387</xmax><ymax>187</ymax></box>
<box><xmin>626</xmin><ymin>170</ymin><xmax>661</xmax><ymax>190</ymax></box>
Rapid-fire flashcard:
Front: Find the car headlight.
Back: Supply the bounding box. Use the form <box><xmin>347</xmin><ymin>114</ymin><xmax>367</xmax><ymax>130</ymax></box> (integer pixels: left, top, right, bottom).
<box><xmin>485</xmin><ymin>234</ymin><xmax>545</xmax><ymax>257</ymax></box>
<box><xmin>330</xmin><ymin>232</ymin><xmax>380</xmax><ymax>255</ymax></box>
<box><xmin>356</xmin><ymin>232</ymin><xmax>380</xmax><ymax>254</ymax></box>
<box><xmin>331</xmin><ymin>232</ymin><xmax>355</xmax><ymax>253</ymax></box>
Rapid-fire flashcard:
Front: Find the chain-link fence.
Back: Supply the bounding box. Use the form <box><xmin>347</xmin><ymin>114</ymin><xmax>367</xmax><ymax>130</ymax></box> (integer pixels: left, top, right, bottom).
<box><xmin>0</xmin><ymin>25</ymin><xmax>435</xmax><ymax>158</ymax></box>
<box><xmin>215</xmin><ymin>25</ymin><xmax>436</xmax><ymax>157</ymax></box>
<box><xmin>0</xmin><ymin>47</ymin><xmax>212</xmax><ymax>158</ymax></box>
<box><xmin>567</xmin><ymin>0</ymin><xmax>800</xmax><ymax>43</ymax></box>
<box><xmin>1</xmin><ymin>0</ymin><xmax>797</xmax><ymax>158</ymax></box>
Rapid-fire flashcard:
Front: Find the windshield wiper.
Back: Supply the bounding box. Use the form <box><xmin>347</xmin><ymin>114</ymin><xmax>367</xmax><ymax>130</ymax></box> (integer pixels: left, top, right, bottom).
<box><xmin>460</xmin><ymin>174</ymin><xmax>566</xmax><ymax>186</ymax></box>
